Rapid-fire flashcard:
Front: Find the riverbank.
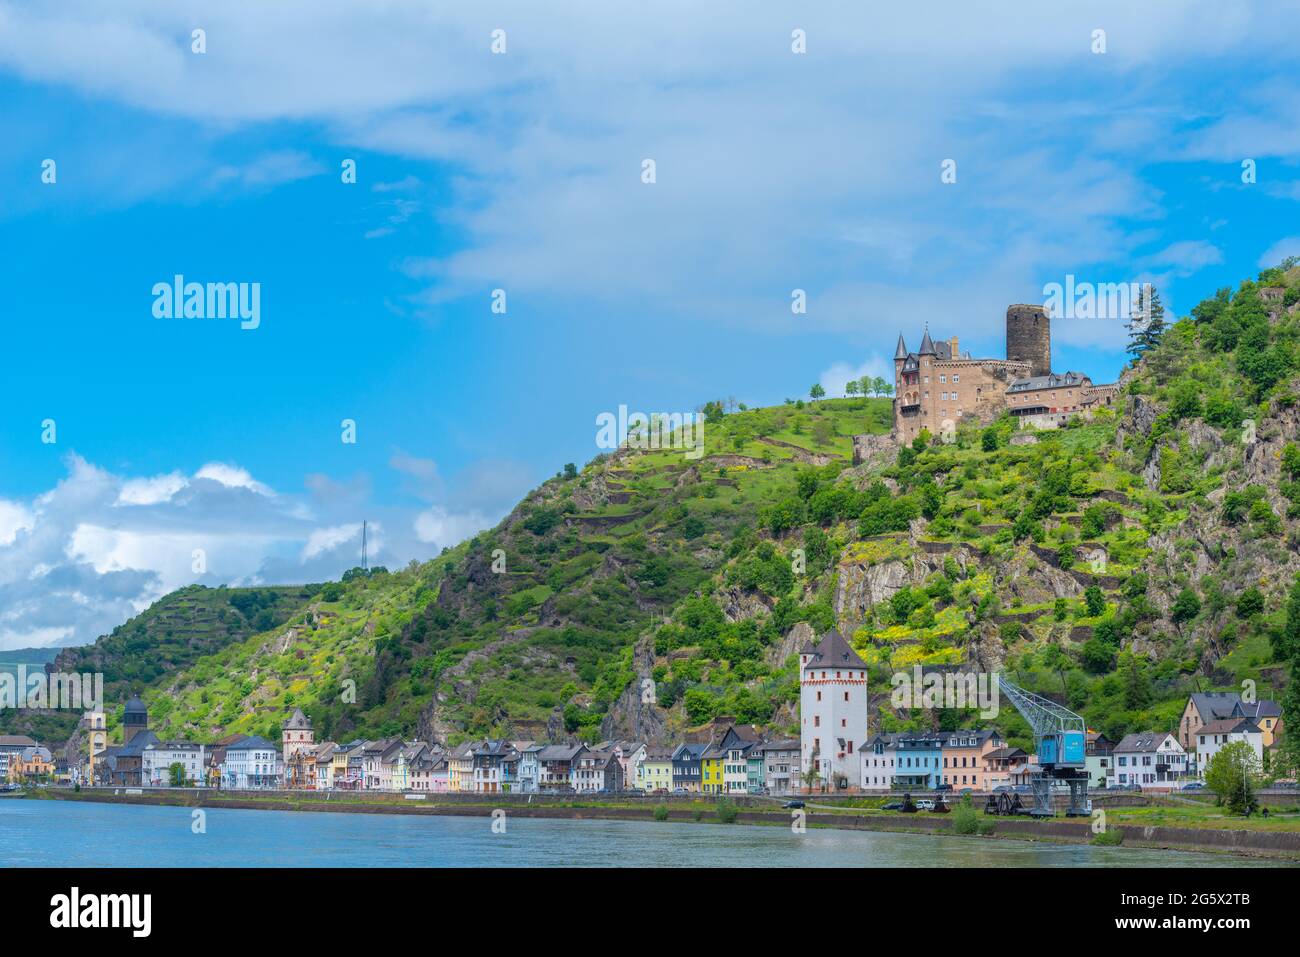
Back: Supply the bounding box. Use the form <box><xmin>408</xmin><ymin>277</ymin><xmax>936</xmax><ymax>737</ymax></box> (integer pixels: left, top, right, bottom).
<box><xmin>26</xmin><ymin>788</ymin><xmax>1300</xmax><ymax>862</ymax></box>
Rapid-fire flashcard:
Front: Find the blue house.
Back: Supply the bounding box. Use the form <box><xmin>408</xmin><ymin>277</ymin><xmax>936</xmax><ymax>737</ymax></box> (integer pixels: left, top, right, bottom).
<box><xmin>894</xmin><ymin>732</ymin><xmax>943</xmax><ymax>790</ymax></box>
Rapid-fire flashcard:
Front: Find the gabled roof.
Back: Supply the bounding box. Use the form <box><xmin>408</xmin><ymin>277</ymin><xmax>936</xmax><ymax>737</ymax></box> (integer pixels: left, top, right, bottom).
<box><xmin>801</xmin><ymin>629</ymin><xmax>866</xmax><ymax>671</ymax></box>
<box><xmin>1188</xmin><ymin>692</ymin><xmax>1245</xmax><ymax>722</ymax></box>
<box><xmin>1114</xmin><ymin>732</ymin><xmax>1179</xmax><ymax>753</ymax></box>
<box><xmin>672</xmin><ymin>742</ymin><xmax>709</xmax><ymax>761</ymax></box>
<box><xmin>1242</xmin><ymin>700</ymin><xmax>1282</xmax><ymax>719</ymax></box>
<box><xmin>282</xmin><ymin>707</ymin><xmax>312</xmax><ymax>731</ymax></box>
<box><xmin>226</xmin><ymin>735</ymin><xmax>277</xmax><ymax>752</ymax></box>
<box><xmin>1007</xmin><ymin>372</ymin><xmax>1088</xmax><ymax>392</ymax></box>
<box><xmin>763</xmin><ymin>738</ymin><xmax>800</xmax><ymax>752</ymax></box>
<box><xmin>1198</xmin><ymin>718</ymin><xmax>1261</xmax><ymax>737</ymax></box>
<box><xmin>0</xmin><ymin>735</ymin><xmax>38</xmax><ymax>748</ymax></box>
<box><xmin>536</xmin><ymin>744</ymin><xmax>586</xmax><ymax>762</ymax></box>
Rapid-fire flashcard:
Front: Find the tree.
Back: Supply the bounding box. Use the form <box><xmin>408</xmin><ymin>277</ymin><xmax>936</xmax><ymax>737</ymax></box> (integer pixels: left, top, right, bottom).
<box><xmin>1235</xmin><ymin>587</ymin><xmax>1264</xmax><ymax>619</ymax></box>
<box><xmin>1126</xmin><ymin>284</ymin><xmax>1166</xmax><ymax>362</ymax></box>
<box><xmin>168</xmin><ymin>762</ymin><xmax>187</xmax><ymax>787</ymax></box>
<box><xmin>1083</xmin><ymin>585</ymin><xmax>1106</xmax><ymax>618</ymax></box>
<box><xmin>1204</xmin><ymin>740</ymin><xmax>1261</xmax><ymax>815</ymax></box>
<box><xmin>1040</xmin><ymin>643</ymin><xmax>1070</xmax><ymax>694</ymax></box>
<box><xmin>809</xmin><ymin>383</ymin><xmax>826</xmax><ymax>400</ymax></box>
<box><xmin>562</xmin><ymin>463</ymin><xmax>578</xmax><ymax>480</ymax></box>
<box><xmin>878</xmin><ymin>379</ymin><xmax>894</xmax><ymax>398</ymax></box>
<box><xmin>1171</xmin><ymin>587</ymin><xmax>1201</xmax><ymax>624</ymax></box>
<box><xmin>845</xmin><ymin>379</ymin><xmax>859</xmax><ymax>397</ymax></box>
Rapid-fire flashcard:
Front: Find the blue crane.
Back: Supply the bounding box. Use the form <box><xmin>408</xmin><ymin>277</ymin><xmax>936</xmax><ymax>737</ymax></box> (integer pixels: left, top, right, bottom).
<box><xmin>997</xmin><ymin>674</ymin><xmax>1091</xmax><ymax>817</ymax></box>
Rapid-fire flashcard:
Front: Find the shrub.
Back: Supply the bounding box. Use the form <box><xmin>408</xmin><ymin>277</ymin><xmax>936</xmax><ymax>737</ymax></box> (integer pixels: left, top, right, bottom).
<box><xmin>653</xmin><ymin>803</ymin><xmax>669</xmax><ymax>822</ymax></box>
<box><xmin>716</xmin><ymin>799</ymin><xmax>739</xmax><ymax>824</ymax></box>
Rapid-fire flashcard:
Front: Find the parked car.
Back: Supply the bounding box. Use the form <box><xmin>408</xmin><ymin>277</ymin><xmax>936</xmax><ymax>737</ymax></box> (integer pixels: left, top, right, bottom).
<box><xmin>782</xmin><ymin>799</ymin><xmax>805</xmax><ymax>809</ymax></box>
<box><xmin>915</xmin><ymin>799</ymin><xmax>936</xmax><ymax>810</ymax></box>
<box><xmin>934</xmin><ymin>783</ymin><xmax>953</xmax><ymax>792</ymax></box>
<box><xmin>1181</xmin><ymin>782</ymin><xmax>1205</xmax><ymax>790</ymax></box>
<box><xmin>880</xmin><ymin>801</ymin><xmax>904</xmax><ymax>811</ymax></box>
<box><xmin>671</xmin><ymin>787</ymin><xmax>689</xmax><ymax>795</ymax></box>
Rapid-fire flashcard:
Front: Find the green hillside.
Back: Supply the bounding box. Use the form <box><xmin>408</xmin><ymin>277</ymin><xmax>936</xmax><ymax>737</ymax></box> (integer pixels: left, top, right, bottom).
<box><xmin>29</xmin><ymin>264</ymin><xmax>1300</xmax><ymax>763</ymax></box>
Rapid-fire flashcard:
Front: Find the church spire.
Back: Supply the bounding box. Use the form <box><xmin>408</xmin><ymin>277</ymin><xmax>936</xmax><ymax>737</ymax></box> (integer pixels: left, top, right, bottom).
<box><xmin>894</xmin><ymin>332</ymin><xmax>908</xmax><ymax>359</ymax></box>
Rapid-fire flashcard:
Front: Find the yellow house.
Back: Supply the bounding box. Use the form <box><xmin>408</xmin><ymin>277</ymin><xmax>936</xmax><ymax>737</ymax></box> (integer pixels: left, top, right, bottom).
<box><xmin>638</xmin><ymin>748</ymin><xmax>674</xmax><ymax>792</ymax></box>
<box><xmin>449</xmin><ymin>741</ymin><xmax>476</xmax><ymax>792</ymax></box>
<box><xmin>701</xmin><ymin>745</ymin><xmax>725</xmax><ymax>795</ymax></box>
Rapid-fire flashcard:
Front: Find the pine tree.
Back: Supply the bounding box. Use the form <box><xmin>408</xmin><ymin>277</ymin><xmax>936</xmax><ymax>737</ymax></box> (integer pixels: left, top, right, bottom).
<box><xmin>1127</xmin><ymin>284</ymin><xmax>1167</xmax><ymax>362</ymax></box>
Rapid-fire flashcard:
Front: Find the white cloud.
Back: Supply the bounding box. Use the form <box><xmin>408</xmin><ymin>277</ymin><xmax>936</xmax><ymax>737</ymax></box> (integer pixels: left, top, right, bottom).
<box><xmin>301</xmin><ymin>523</ymin><xmax>362</xmax><ymax>561</ymax></box>
<box><xmin>0</xmin><ymin>499</ymin><xmax>33</xmax><ymax>545</ymax></box>
<box><xmin>194</xmin><ymin>462</ymin><xmax>274</xmax><ymax>496</ymax></box>
<box><xmin>818</xmin><ymin>355</ymin><xmax>894</xmax><ymax>398</ymax></box>
<box><xmin>1258</xmin><ymin>237</ymin><xmax>1300</xmax><ymax>269</ymax></box>
<box><xmin>116</xmin><ymin>472</ymin><xmax>187</xmax><ymax>506</ymax></box>
<box><xmin>413</xmin><ymin>506</ymin><xmax>491</xmax><ymax>550</ymax></box>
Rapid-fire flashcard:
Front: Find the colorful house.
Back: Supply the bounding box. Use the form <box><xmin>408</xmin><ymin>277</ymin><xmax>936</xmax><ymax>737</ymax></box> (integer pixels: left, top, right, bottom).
<box><xmin>1193</xmin><ymin>718</ymin><xmax>1263</xmax><ymax>778</ymax></box>
<box><xmin>938</xmin><ymin>729</ymin><xmax>1002</xmax><ymax>791</ymax></box>
<box><xmin>1180</xmin><ymin>692</ymin><xmax>1284</xmax><ymax>751</ymax></box>
<box><xmin>671</xmin><ymin>743</ymin><xmax>707</xmax><ymax>793</ymax></box>
<box><xmin>761</xmin><ymin>739</ymin><xmax>801</xmax><ymax>795</ymax></box>
<box><xmin>637</xmin><ymin>747</ymin><xmax>674</xmax><ymax>792</ymax></box>
<box><xmin>893</xmin><ymin>733</ymin><xmax>943</xmax><ymax>790</ymax></box>
<box><xmin>1113</xmin><ymin>731</ymin><xmax>1189</xmax><ymax>789</ymax></box>
<box><xmin>1084</xmin><ymin>732</ymin><xmax>1114</xmax><ymax>789</ymax></box>
<box><xmin>859</xmin><ymin>733</ymin><xmax>898</xmax><ymax>791</ymax></box>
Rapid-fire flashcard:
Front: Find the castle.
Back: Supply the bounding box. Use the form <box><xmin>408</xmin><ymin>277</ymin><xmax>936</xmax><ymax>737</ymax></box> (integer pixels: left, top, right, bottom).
<box><xmin>892</xmin><ymin>304</ymin><xmax>1116</xmax><ymax>444</ymax></box>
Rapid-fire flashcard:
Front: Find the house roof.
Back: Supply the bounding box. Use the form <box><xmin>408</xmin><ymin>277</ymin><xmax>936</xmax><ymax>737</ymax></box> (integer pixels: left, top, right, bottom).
<box><xmin>672</xmin><ymin>742</ymin><xmax>709</xmax><ymax>761</ymax></box>
<box><xmin>983</xmin><ymin>747</ymin><xmax>1028</xmax><ymax>761</ymax></box>
<box><xmin>937</xmin><ymin>729</ymin><xmax>1000</xmax><ymax>749</ymax></box>
<box><xmin>1114</xmin><ymin>732</ymin><xmax>1178</xmax><ymax>753</ymax></box>
<box><xmin>1198</xmin><ymin>718</ymin><xmax>1261</xmax><ymax>736</ymax></box>
<box><xmin>763</xmin><ymin>739</ymin><xmax>800</xmax><ymax>752</ymax></box>
<box><xmin>1188</xmin><ymin>692</ymin><xmax>1246</xmax><ymax>722</ymax></box>
<box><xmin>226</xmin><ymin>735</ymin><xmax>277</xmax><ymax>751</ymax></box>
<box><xmin>895</xmin><ymin>333</ymin><xmax>908</xmax><ymax>360</ymax></box>
<box><xmin>0</xmin><ymin>735</ymin><xmax>38</xmax><ymax>748</ymax></box>
<box><xmin>801</xmin><ymin>629</ymin><xmax>866</xmax><ymax>671</ymax></box>
<box><xmin>1008</xmin><ymin>371</ymin><xmax>1089</xmax><ymax>392</ymax></box>
<box><xmin>282</xmin><ymin>707</ymin><xmax>312</xmax><ymax>730</ymax></box>
<box><xmin>1243</xmin><ymin>700</ymin><xmax>1282</xmax><ymax>719</ymax></box>
<box><xmin>117</xmin><ymin>730</ymin><xmax>160</xmax><ymax>757</ymax></box>
<box><xmin>537</xmin><ymin>744</ymin><xmax>586</xmax><ymax>762</ymax></box>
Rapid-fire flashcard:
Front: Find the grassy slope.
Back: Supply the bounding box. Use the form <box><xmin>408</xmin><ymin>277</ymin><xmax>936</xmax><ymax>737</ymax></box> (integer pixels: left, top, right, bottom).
<box><xmin>65</xmin><ymin>264</ymin><xmax>1300</xmax><ymax>755</ymax></box>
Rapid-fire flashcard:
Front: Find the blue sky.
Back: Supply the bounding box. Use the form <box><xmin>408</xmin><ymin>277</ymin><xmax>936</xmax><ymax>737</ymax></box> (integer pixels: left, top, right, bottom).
<box><xmin>2</xmin><ymin>1</ymin><xmax>1300</xmax><ymax>648</ymax></box>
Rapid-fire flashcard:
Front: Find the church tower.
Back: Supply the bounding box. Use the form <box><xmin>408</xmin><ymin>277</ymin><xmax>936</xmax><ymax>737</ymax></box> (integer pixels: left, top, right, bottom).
<box><xmin>123</xmin><ymin>694</ymin><xmax>149</xmax><ymax>744</ymax></box>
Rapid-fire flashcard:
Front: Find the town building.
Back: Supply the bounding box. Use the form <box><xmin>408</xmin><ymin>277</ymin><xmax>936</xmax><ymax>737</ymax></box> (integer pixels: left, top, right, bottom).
<box><xmin>314</xmin><ymin>743</ymin><xmax>338</xmax><ymax>790</ymax></box>
<box><xmin>363</xmin><ymin>738</ymin><xmax>403</xmax><ymax>790</ymax></box>
<box><xmin>1085</xmin><ymin>732</ymin><xmax>1115</xmax><ymax>789</ymax></box>
<box><xmin>859</xmin><ymin>734</ymin><xmax>898</xmax><ymax>791</ymax></box>
<box><xmin>537</xmin><ymin>744</ymin><xmax>586</xmax><ymax>791</ymax></box>
<box><xmin>571</xmin><ymin>749</ymin><xmax>624</xmax><ymax>792</ymax></box>
<box><xmin>637</xmin><ymin>747</ymin><xmax>674</xmax><ymax>792</ymax></box>
<box><xmin>982</xmin><ymin>746</ymin><xmax>1033</xmax><ymax>788</ymax></box>
<box><xmin>671</xmin><ymin>742</ymin><xmax>707</xmax><ymax>793</ymax></box>
<box><xmin>517</xmin><ymin>744</ymin><xmax>544</xmax><ymax>792</ymax></box>
<box><xmin>1179</xmin><ymin>691</ymin><xmax>1283</xmax><ymax>752</ymax></box>
<box><xmin>469</xmin><ymin>739</ymin><xmax>519</xmax><ymax>793</ymax></box>
<box><xmin>893</xmin><ymin>732</ymin><xmax>943</xmax><ymax>791</ymax></box>
<box><xmin>1193</xmin><ymin>718</ymin><xmax>1264</xmax><ymax>778</ymax></box>
<box><xmin>142</xmin><ymin>740</ymin><xmax>205</xmax><ymax>786</ymax></box>
<box><xmin>6</xmin><ymin>744</ymin><xmax>54</xmax><ymax>783</ymax></box>
<box><xmin>1112</xmin><ymin>732</ymin><xmax>1189</xmax><ymax>790</ymax></box>
<box><xmin>85</xmin><ymin>711</ymin><xmax>107</xmax><ymax>785</ymax></box>
<box><xmin>938</xmin><ymin>729</ymin><xmax>1003</xmax><ymax>791</ymax></box>
<box><xmin>410</xmin><ymin>746</ymin><xmax>449</xmax><ymax>792</ymax></box>
<box><xmin>761</xmin><ymin>739</ymin><xmax>800</xmax><ymax>795</ymax></box>
<box><xmin>800</xmin><ymin>629</ymin><xmax>868</xmax><ymax>790</ymax></box>
<box><xmin>223</xmin><ymin>735</ymin><xmax>281</xmax><ymax>789</ymax></box>
<box><xmin>0</xmin><ymin>735</ymin><xmax>38</xmax><ymax>783</ymax></box>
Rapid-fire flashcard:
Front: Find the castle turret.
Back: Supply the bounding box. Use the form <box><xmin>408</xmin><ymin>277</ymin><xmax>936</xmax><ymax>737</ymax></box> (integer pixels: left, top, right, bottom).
<box><xmin>894</xmin><ymin>333</ymin><xmax>908</xmax><ymax>360</ymax></box>
<box><xmin>918</xmin><ymin>326</ymin><xmax>936</xmax><ymax>355</ymax></box>
<box><xmin>1006</xmin><ymin>304</ymin><xmax>1051</xmax><ymax>377</ymax></box>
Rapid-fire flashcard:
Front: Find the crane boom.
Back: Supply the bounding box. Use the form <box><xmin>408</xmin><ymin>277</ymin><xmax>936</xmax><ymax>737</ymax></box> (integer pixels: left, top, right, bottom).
<box><xmin>995</xmin><ymin>673</ymin><xmax>1091</xmax><ymax>817</ymax></box>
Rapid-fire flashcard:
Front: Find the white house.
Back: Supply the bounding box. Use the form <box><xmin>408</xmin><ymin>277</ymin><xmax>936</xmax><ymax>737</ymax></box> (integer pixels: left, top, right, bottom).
<box><xmin>141</xmin><ymin>740</ymin><xmax>205</xmax><ymax>786</ymax></box>
<box><xmin>800</xmin><ymin>629</ymin><xmax>869</xmax><ymax>790</ymax></box>
<box><xmin>1193</xmin><ymin>718</ymin><xmax>1263</xmax><ymax>778</ymax></box>
<box><xmin>222</xmin><ymin>736</ymin><xmax>280</xmax><ymax>789</ymax></box>
<box><xmin>1112</xmin><ymin>732</ymin><xmax>1188</xmax><ymax>789</ymax></box>
<box><xmin>517</xmin><ymin>744</ymin><xmax>544</xmax><ymax>793</ymax></box>
<box><xmin>859</xmin><ymin>733</ymin><xmax>898</xmax><ymax>791</ymax></box>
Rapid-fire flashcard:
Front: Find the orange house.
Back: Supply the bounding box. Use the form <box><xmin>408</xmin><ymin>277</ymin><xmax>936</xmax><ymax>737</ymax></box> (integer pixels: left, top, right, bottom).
<box><xmin>939</xmin><ymin>730</ymin><xmax>1003</xmax><ymax>791</ymax></box>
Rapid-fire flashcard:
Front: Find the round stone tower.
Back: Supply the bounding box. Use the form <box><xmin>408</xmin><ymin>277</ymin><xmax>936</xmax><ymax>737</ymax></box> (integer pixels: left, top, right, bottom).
<box><xmin>1005</xmin><ymin>304</ymin><xmax>1051</xmax><ymax>377</ymax></box>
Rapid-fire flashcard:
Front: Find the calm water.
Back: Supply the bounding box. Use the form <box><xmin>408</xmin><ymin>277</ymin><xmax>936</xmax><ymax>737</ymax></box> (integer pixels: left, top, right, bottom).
<box><xmin>0</xmin><ymin>799</ymin><xmax>1287</xmax><ymax>867</ymax></box>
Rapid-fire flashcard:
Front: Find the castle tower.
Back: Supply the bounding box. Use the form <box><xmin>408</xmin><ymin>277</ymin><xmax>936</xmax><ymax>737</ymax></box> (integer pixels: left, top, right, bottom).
<box><xmin>799</xmin><ymin>630</ymin><xmax>868</xmax><ymax>791</ymax></box>
<box><xmin>1006</xmin><ymin>304</ymin><xmax>1051</xmax><ymax>377</ymax></box>
<box><xmin>282</xmin><ymin>707</ymin><xmax>315</xmax><ymax>765</ymax></box>
<box><xmin>123</xmin><ymin>694</ymin><xmax>149</xmax><ymax>744</ymax></box>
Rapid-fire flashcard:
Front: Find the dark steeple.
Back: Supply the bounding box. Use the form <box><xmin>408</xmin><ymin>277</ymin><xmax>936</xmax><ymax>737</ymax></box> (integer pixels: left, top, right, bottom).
<box><xmin>918</xmin><ymin>325</ymin><xmax>936</xmax><ymax>355</ymax></box>
<box><xmin>894</xmin><ymin>333</ymin><xmax>908</xmax><ymax>359</ymax></box>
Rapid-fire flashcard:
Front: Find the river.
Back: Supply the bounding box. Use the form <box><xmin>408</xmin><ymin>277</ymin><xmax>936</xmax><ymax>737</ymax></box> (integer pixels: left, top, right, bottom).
<box><xmin>0</xmin><ymin>799</ymin><xmax>1287</xmax><ymax>867</ymax></box>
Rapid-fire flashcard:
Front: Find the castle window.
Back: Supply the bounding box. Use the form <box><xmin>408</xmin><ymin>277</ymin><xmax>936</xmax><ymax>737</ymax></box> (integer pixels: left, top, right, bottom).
<box><xmin>953</xmin><ymin>374</ymin><xmax>959</xmax><ymax>383</ymax></box>
<box><xmin>939</xmin><ymin>375</ymin><xmax>946</xmax><ymax>383</ymax></box>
